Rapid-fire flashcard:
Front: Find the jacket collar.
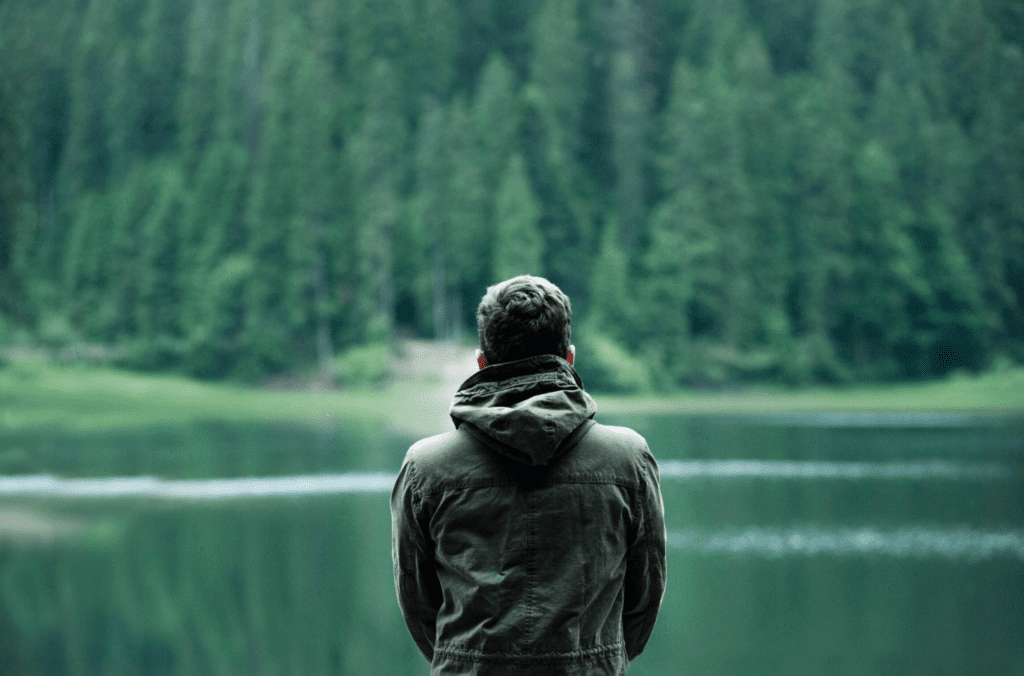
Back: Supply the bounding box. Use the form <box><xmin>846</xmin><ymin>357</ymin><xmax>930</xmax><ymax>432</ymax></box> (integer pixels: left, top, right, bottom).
<box><xmin>449</xmin><ymin>355</ymin><xmax>597</xmax><ymax>466</ymax></box>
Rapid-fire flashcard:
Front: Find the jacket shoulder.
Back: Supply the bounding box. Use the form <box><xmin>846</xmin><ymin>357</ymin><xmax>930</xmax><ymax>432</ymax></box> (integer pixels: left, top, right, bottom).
<box><xmin>405</xmin><ymin>430</ymin><xmax>475</xmax><ymax>471</ymax></box>
<box><xmin>559</xmin><ymin>421</ymin><xmax>656</xmax><ymax>482</ymax></box>
<box><xmin>583</xmin><ymin>422</ymin><xmax>650</xmax><ymax>456</ymax></box>
<box><xmin>402</xmin><ymin>429</ymin><xmax>498</xmax><ymax>492</ymax></box>
<box><xmin>406</xmin><ymin>430</ymin><xmax>461</xmax><ymax>461</ymax></box>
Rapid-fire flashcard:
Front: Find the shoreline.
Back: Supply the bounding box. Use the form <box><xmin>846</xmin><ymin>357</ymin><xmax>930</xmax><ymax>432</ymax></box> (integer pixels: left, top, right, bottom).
<box><xmin>2</xmin><ymin>341</ymin><xmax>1022</xmax><ymax>437</ymax></box>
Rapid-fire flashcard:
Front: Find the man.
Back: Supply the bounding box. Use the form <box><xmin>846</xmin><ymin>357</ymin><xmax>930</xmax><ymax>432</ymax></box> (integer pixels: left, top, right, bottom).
<box><xmin>391</xmin><ymin>275</ymin><xmax>666</xmax><ymax>675</ymax></box>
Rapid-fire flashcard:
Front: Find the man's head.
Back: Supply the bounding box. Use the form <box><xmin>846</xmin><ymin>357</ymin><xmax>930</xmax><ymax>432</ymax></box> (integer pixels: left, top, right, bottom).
<box><xmin>477</xmin><ymin>275</ymin><xmax>572</xmax><ymax>366</ymax></box>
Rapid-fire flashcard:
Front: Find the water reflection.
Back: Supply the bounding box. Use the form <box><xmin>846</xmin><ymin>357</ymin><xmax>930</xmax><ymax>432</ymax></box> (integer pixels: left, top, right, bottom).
<box><xmin>0</xmin><ymin>472</ymin><xmax>396</xmax><ymax>499</ymax></box>
<box><xmin>0</xmin><ymin>415</ymin><xmax>1021</xmax><ymax>675</ymax></box>
<box><xmin>669</xmin><ymin>526</ymin><xmax>1024</xmax><ymax>560</ymax></box>
<box><xmin>1</xmin><ymin>457</ymin><xmax>1015</xmax><ymax>500</ymax></box>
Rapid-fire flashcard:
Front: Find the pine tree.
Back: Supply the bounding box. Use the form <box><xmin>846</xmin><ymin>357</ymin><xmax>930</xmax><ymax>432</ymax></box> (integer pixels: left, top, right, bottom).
<box><xmin>242</xmin><ymin>14</ymin><xmax>302</xmax><ymax>376</ymax></box>
<box><xmin>958</xmin><ymin>15</ymin><xmax>1024</xmax><ymax>360</ymax></box>
<box><xmin>843</xmin><ymin>140</ymin><xmax>921</xmax><ymax>377</ymax></box>
<box><xmin>445</xmin><ymin>97</ymin><xmax>489</xmax><ymax>327</ymax></box>
<box><xmin>181</xmin><ymin>140</ymin><xmax>249</xmax><ymax>377</ymax></box>
<box><xmin>178</xmin><ymin>0</ymin><xmax>225</xmax><ymax>173</ymax></box>
<box><xmin>472</xmin><ymin>53</ymin><xmax>520</xmax><ymax>195</ymax></box>
<box><xmin>293</xmin><ymin>43</ymin><xmax>341</xmax><ymax>375</ymax></box>
<box><xmin>588</xmin><ymin>216</ymin><xmax>629</xmax><ymax>341</ymax></box>
<box><xmin>525</xmin><ymin>0</ymin><xmax>594</xmax><ymax>307</ymax></box>
<box><xmin>643</xmin><ymin>189</ymin><xmax>716</xmax><ymax>381</ymax></box>
<box><xmin>529</xmin><ymin>0</ymin><xmax>587</xmax><ymax>160</ymax></box>
<box><xmin>348</xmin><ymin>58</ymin><xmax>407</xmax><ymax>342</ymax></box>
<box><xmin>136</xmin><ymin>163</ymin><xmax>186</xmax><ymax>349</ymax></box>
<box><xmin>781</xmin><ymin>11</ymin><xmax>864</xmax><ymax>378</ymax></box>
<box><xmin>647</xmin><ymin>58</ymin><xmax>723</xmax><ymax>379</ymax></box>
<box><xmin>62</xmin><ymin>192</ymin><xmax>112</xmax><ymax>339</ymax></box>
<box><xmin>0</xmin><ymin>0</ymin><xmax>73</xmax><ymax>327</ymax></box>
<box><xmin>408</xmin><ymin>98</ymin><xmax>451</xmax><ymax>339</ymax></box>
<box><xmin>608</xmin><ymin>46</ymin><xmax>648</xmax><ymax>259</ymax></box>
<box><xmin>0</xmin><ymin>43</ymin><xmax>38</xmax><ymax>327</ymax></box>
<box><xmin>409</xmin><ymin>0</ymin><xmax>458</xmax><ymax>101</ymax></box>
<box><xmin>493</xmin><ymin>154</ymin><xmax>543</xmax><ymax>281</ymax></box>
<box><xmin>59</xmin><ymin>1</ymin><xmax>115</xmax><ymax>197</ymax></box>
<box><xmin>138</xmin><ymin>0</ymin><xmax>187</xmax><ymax>157</ymax></box>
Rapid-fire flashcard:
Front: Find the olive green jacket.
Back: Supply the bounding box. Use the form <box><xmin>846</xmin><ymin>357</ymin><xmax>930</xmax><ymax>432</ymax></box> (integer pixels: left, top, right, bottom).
<box><xmin>391</xmin><ymin>355</ymin><xmax>667</xmax><ymax>675</ymax></box>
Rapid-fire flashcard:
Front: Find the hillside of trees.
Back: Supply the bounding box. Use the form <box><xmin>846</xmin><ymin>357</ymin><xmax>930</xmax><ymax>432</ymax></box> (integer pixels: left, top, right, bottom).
<box><xmin>1</xmin><ymin>0</ymin><xmax>1022</xmax><ymax>389</ymax></box>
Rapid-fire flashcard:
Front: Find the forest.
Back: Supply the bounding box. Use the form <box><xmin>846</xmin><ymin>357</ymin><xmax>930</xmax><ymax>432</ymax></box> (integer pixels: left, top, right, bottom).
<box><xmin>0</xmin><ymin>0</ymin><xmax>1021</xmax><ymax>390</ymax></box>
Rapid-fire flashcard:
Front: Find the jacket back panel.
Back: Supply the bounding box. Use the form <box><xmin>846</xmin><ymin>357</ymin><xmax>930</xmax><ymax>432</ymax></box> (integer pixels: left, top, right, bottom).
<box><xmin>405</xmin><ymin>421</ymin><xmax>653</xmax><ymax>664</ymax></box>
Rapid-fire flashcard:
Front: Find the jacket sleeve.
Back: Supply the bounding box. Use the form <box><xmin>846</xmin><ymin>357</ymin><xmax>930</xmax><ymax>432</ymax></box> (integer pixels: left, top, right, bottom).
<box><xmin>391</xmin><ymin>456</ymin><xmax>443</xmax><ymax>662</ymax></box>
<box><xmin>622</xmin><ymin>443</ymin><xmax>667</xmax><ymax>660</ymax></box>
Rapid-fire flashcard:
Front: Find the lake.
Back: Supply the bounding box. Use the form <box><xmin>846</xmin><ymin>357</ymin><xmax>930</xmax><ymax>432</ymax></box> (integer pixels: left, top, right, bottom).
<box><xmin>1</xmin><ymin>412</ymin><xmax>1022</xmax><ymax>675</ymax></box>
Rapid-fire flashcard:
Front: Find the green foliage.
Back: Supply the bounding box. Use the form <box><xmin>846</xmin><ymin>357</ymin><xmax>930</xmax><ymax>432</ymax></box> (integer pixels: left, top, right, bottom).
<box><xmin>36</xmin><ymin>312</ymin><xmax>77</xmax><ymax>349</ymax></box>
<box><xmin>589</xmin><ymin>217</ymin><xmax>630</xmax><ymax>342</ymax></box>
<box><xmin>183</xmin><ymin>254</ymin><xmax>253</xmax><ymax>379</ymax></box>
<box><xmin>333</xmin><ymin>342</ymin><xmax>392</xmax><ymax>389</ymax></box>
<box><xmin>472</xmin><ymin>54</ymin><xmax>519</xmax><ymax>192</ymax></box>
<box><xmin>348</xmin><ymin>58</ymin><xmax>407</xmax><ymax>343</ymax></box>
<box><xmin>608</xmin><ymin>47</ymin><xmax>649</xmax><ymax>258</ymax></box>
<box><xmin>0</xmin><ymin>313</ymin><xmax>11</xmax><ymax>349</ymax></box>
<box><xmin>573</xmin><ymin>327</ymin><xmax>652</xmax><ymax>394</ymax></box>
<box><xmin>529</xmin><ymin>0</ymin><xmax>587</xmax><ymax>160</ymax></box>
<box><xmin>493</xmin><ymin>154</ymin><xmax>544</xmax><ymax>281</ymax></box>
<box><xmin>1</xmin><ymin>0</ymin><xmax>1022</xmax><ymax>386</ymax></box>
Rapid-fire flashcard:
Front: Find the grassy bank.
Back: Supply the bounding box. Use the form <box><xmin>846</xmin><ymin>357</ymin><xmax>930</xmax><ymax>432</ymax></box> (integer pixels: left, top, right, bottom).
<box><xmin>1</xmin><ymin>360</ymin><xmax>1021</xmax><ymax>434</ymax></box>
<box><xmin>0</xmin><ymin>360</ymin><xmax>436</xmax><ymax>433</ymax></box>
<box><xmin>596</xmin><ymin>368</ymin><xmax>1024</xmax><ymax>416</ymax></box>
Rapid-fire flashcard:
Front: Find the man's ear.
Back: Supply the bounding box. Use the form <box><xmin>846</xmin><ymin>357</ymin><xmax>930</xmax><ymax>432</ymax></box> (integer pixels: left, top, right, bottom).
<box><xmin>567</xmin><ymin>344</ymin><xmax>575</xmax><ymax>366</ymax></box>
<box><xmin>475</xmin><ymin>349</ymin><xmax>487</xmax><ymax>370</ymax></box>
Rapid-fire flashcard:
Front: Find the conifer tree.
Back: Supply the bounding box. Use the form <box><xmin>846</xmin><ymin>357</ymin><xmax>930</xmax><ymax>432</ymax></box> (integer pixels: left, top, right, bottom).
<box><xmin>445</xmin><ymin>97</ymin><xmax>489</xmax><ymax>324</ymax></box>
<box><xmin>409</xmin><ymin>0</ymin><xmax>458</xmax><ymax>101</ymax></box>
<box><xmin>294</xmin><ymin>46</ymin><xmax>341</xmax><ymax>374</ymax></box>
<box><xmin>530</xmin><ymin>0</ymin><xmax>587</xmax><ymax>161</ymax></box>
<box><xmin>589</xmin><ymin>216</ymin><xmax>630</xmax><ymax>341</ymax></box>
<box><xmin>408</xmin><ymin>99</ymin><xmax>451</xmax><ymax>338</ymax></box>
<box><xmin>648</xmin><ymin>58</ymin><xmax>722</xmax><ymax>378</ymax></box>
<box><xmin>843</xmin><ymin>140</ymin><xmax>921</xmax><ymax>376</ymax></box>
<box><xmin>242</xmin><ymin>14</ymin><xmax>301</xmax><ymax>376</ymax></box>
<box><xmin>733</xmin><ymin>30</ymin><xmax>789</xmax><ymax>347</ymax></box>
<box><xmin>493</xmin><ymin>154</ymin><xmax>543</xmax><ymax>281</ymax></box>
<box><xmin>608</xmin><ymin>46</ymin><xmax>648</xmax><ymax>259</ymax></box>
<box><xmin>136</xmin><ymin>163</ymin><xmax>186</xmax><ymax>348</ymax></box>
<box><xmin>473</xmin><ymin>53</ymin><xmax>520</xmax><ymax>194</ymax></box>
<box><xmin>181</xmin><ymin>141</ymin><xmax>249</xmax><ymax>377</ymax></box>
<box><xmin>62</xmin><ymin>193</ymin><xmax>111</xmax><ymax>339</ymax></box>
<box><xmin>59</xmin><ymin>0</ymin><xmax>115</xmax><ymax>198</ymax></box>
<box><xmin>525</xmin><ymin>0</ymin><xmax>594</xmax><ymax>305</ymax></box>
<box><xmin>348</xmin><ymin>58</ymin><xmax>407</xmax><ymax>342</ymax></box>
<box><xmin>178</xmin><ymin>0</ymin><xmax>225</xmax><ymax>174</ymax></box>
<box><xmin>0</xmin><ymin>50</ymin><xmax>38</xmax><ymax>327</ymax></box>
<box><xmin>138</xmin><ymin>0</ymin><xmax>186</xmax><ymax>157</ymax></box>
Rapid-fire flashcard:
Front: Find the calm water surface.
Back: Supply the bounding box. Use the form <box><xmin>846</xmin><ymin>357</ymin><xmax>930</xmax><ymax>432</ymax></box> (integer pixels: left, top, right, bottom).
<box><xmin>1</xmin><ymin>413</ymin><xmax>1022</xmax><ymax>675</ymax></box>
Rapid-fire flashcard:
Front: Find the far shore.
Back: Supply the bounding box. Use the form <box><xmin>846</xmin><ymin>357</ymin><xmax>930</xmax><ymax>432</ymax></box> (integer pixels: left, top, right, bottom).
<box><xmin>2</xmin><ymin>341</ymin><xmax>1022</xmax><ymax>437</ymax></box>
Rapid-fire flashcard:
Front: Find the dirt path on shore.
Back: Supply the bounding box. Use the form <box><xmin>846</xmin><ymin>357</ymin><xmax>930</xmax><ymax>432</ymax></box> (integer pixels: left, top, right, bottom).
<box><xmin>386</xmin><ymin>340</ymin><xmax>478</xmax><ymax>438</ymax></box>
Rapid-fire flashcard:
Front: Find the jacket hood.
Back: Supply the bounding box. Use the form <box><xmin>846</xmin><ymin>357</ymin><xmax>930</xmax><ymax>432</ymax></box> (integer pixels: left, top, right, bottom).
<box><xmin>450</xmin><ymin>354</ymin><xmax>597</xmax><ymax>466</ymax></box>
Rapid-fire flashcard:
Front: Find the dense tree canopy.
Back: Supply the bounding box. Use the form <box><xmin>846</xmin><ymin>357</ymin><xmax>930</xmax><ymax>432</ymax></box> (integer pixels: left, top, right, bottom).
<box><xmin>1</xmin><ymin>0</ymin><xmax>1021</xmax><ymax>387</ymax></box>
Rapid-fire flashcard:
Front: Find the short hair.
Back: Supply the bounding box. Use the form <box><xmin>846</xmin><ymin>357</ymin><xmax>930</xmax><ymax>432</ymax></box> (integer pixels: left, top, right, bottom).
<box><xmin>477</xmin><ymin>275</ymin><xmax>572</xmax><ymax>365</ymax></box>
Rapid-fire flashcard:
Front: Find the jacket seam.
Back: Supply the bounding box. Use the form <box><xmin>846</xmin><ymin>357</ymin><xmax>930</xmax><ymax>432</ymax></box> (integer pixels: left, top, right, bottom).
<box><xmin>526</xmin><ymin>487</ymin><xmax>535</xmax><ymax>643</ymax></box>
<box><xmin>460</xmin><ymin>371</ymin><xmax>574</xmax><ymax>396</ymax></box>
<box><xmin>407</xmin><ymin>458</ymin><xmax>424</xmax><ymax>495</ymax></box>
<box><xmin>636</xmin><ymin>482</ymin><xmax>657</xmax><ymax>647</ymax></box>
<box><xmin>404</xmin><ymin>461</ymin><xmax>437</xmax><ymax>656</ymax></box>
<box><xmin>625</xmin><ymin>461</ymin><xmax>659</xmax><ymax>658</ymax></box>
<box><xmin>433</xmin><ymin>641</ymin><xmax>624</xmax><ymax>663</ymax></box>
<box><xmin>418</xmin><ymin>477</ymin><xmax>640</xmax><ymax>497</ymax></box>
